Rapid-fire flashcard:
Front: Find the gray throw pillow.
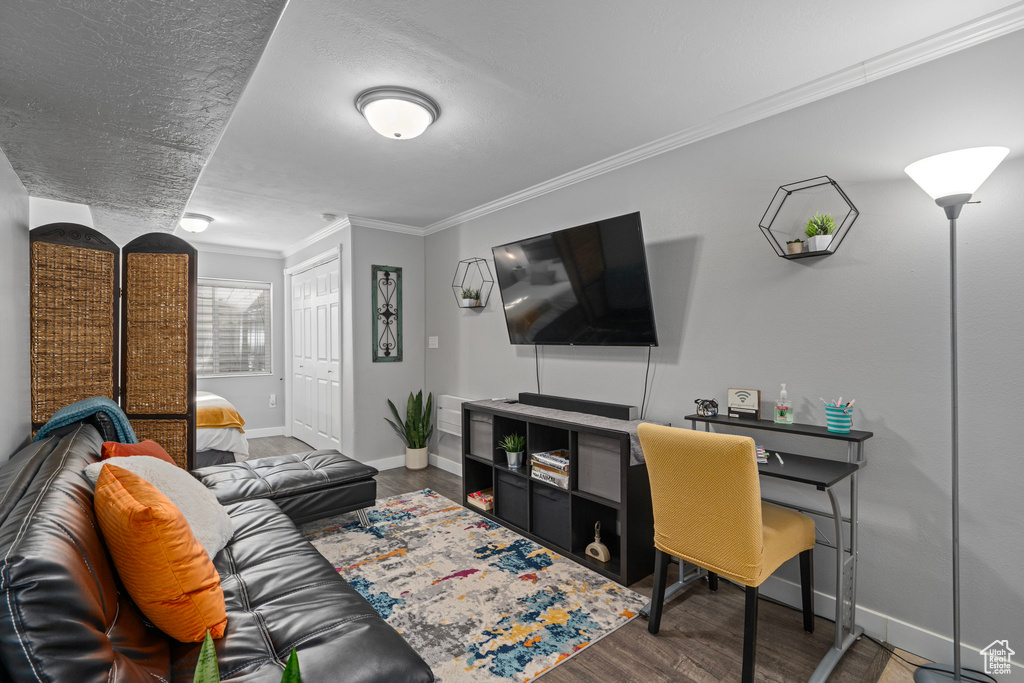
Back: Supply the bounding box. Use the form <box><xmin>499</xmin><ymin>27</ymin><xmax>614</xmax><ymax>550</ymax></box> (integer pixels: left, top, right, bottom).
<box><xmin>85</xmin><ymin>457</ymin><xmax>233</xmax><ymax>559</ymax></box>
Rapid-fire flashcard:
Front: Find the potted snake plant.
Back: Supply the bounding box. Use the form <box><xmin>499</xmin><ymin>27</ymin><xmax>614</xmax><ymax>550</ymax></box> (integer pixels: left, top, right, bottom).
<box><xmin>385</xmin><ymin>391</ymin><xmax>434</xmax><ymax>470</ymax></box>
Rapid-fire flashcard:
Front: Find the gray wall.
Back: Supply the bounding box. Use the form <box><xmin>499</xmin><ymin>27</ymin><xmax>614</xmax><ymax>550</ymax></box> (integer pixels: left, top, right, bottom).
<box><xmin>0</xmin><ymin>149</ymin><xmax>30</xmax><ymax>461</ymax></box>
<box><xmin>195</xmin><ymin>250</ymin><xmax>286</xmax><ymax>431</ymax></box>
<box><xmin>424</xmin><ymin>33</ymin><xmax>1024</xmax><ymax>667</ymax></box>
<box><xmin>285</xmin><ymin>224</ymin><xmax>426</xmax><ymax>463</ymax></box>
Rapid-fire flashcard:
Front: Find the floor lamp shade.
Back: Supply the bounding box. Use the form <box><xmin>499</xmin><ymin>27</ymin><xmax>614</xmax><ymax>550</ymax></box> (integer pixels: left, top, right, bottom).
<box><xmin>905</xmin><ymin>147</ymin><xmax>1009</xmax><ymax>200</ymax></box>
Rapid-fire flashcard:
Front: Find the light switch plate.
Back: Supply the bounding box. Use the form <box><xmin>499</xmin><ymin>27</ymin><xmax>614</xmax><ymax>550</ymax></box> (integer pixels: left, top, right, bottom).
<box><xmin>269</xmin><ymin>393</ymin><xmax>277</xmax><ymax>408</ymax></box>
<box><xmin>428</xmin><ymin>336</ymin><xmax>438</xmax><ymax>349</ymax></box>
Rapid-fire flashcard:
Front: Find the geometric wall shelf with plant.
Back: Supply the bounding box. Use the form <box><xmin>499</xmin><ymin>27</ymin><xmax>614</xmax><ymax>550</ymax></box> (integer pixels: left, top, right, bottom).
<box><xmin>759</xmin><ymin>176</ymin><xmax>859</xmax><ymax>260</ymax></box>
<box><xmin>451</xmin><ymin>257</ymin><xmax>494</xmax><ymax>309</ymax></box>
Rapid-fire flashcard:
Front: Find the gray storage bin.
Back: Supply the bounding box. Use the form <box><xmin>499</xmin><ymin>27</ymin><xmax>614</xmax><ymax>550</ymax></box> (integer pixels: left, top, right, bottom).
<box><xmin>496</xmin><ymin>471</ymin><xmax>528</xmax><ymax>529</ymax></box>
<box><xmin>532</xmin><ymin>485</ymin><xmax>571</xmax><ymax>548</ymax></box>
<box><xmin>577</xmin><ymin>433</ymin><xmax>621</xmax><ymax>503</ymax></box>
<box><xmin>469</xmin><ymin>412</ymin><xmax>493</xmax><ymax>461</ymax></box>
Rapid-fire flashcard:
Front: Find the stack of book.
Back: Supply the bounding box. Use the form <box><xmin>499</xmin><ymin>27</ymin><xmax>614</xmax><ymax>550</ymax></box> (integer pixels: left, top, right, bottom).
<box><xmin>755</xmin><ymin>446</ymin><xmax>770</xmax><ymax>464</ymax></box>
<box><xmin>466</xmin><ymin>488</ymin><xmax>494</xmax><ymax>512</ymax></box>
<box><xmin>531</xmin><ymin>449</ymin><xmax>570</xmax><ymax>489</ymax></box>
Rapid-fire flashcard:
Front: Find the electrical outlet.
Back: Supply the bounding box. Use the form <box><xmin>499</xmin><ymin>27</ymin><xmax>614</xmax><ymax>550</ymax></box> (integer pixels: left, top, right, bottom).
<box><xmin>428</xmin><ymin>336</ymin><xmax>438</xmax><ymax>349</ymax></box>
<box><xmin>269</xmin><ymin>393</ymin><xmax>277</xmax><ymax>408</ymax></box>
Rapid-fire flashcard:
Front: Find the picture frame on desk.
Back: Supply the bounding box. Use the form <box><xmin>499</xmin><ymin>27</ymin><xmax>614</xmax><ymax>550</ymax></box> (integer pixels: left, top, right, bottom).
<box><xmin>727</xmin><ymin>388</ymin><xmax>761</xmax><ymax>420</ymax></box>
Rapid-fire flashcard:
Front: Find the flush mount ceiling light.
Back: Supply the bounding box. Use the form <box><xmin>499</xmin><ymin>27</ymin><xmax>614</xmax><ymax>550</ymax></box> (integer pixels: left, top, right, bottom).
<box><xmin>179</xmin><ymin>213</ymin><xmax>213</xmax><ymax>233</ymax></box>
<box><xmin>355</xmin><ymin>87</ymin><xmax>440</xmax><ymax>140</ymax></box>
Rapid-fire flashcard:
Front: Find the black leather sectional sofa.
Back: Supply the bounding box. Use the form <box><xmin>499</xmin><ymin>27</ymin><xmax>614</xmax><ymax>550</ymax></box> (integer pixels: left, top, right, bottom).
<box><xmin>0</xmin><ymin>424</ymin><xmax>434</xmax><ymax>682</ymax></box>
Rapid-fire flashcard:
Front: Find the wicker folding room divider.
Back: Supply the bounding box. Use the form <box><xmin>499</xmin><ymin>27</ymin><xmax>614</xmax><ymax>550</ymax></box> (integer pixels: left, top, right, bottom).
<box><xmin>29</xmin><ymin>224</ymin><xmax>197</xmax><ymax>469</ymax></box>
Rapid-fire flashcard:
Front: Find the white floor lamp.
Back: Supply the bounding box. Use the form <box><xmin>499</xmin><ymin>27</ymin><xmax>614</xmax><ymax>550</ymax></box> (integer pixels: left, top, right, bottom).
<box><xmin>904</xmin><ymin>146</ymin><xmax>1009</xmax><ymax>683</ymax></box>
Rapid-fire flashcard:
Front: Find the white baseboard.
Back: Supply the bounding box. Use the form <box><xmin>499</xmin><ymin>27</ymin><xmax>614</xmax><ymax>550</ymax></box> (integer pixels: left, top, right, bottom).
<box><xmin>757</xmin><ymin>575</ymin><xmax>1022</xmax><ymax>674</ymax></box>
<box><xmin>364</xmin><ymin>455</ymin><xmax>407</xmax><ymax>471</ymax></box>
<box><xmin>429</xmin><ymin>453</ymin><xmax>463</xmax><ymax>476</ymax></box>
<box><xmin>244</xmin><ymin>427</ymin><xmax>285</xmax><ymax>438</ymax></box>
<box><xmin>364</xmin><ymin>453</ymin><xmax>465</xmax><ymax>475</ymax></box>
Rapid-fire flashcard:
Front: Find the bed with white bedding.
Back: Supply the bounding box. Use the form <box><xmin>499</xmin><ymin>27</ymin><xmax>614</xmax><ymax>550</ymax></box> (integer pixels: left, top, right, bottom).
<box><xmin>195</xmin><ymin>391</ymin><xmax>250</xmax><ymax>468</ymax></box>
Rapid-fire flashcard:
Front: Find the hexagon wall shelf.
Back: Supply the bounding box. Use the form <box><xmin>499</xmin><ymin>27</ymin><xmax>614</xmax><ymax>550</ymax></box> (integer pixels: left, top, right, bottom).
<box><xmin>759</xmin><ymin>176</ymin><xmax>859</xmax><ymax>259</ymax></box>
<box><xmin>451</xmin><ymin>257</ymin><xmax>494</xmax><ymax>309</ymax></box>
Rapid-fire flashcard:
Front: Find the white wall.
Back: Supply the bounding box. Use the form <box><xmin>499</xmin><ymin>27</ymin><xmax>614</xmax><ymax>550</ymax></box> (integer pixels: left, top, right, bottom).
<box><xmin>0</xmin><ymin>150</ymin><xmax>30</xmax><ymax>460</ymax></box>
<box><xmin>424</xmin><ymin>32</ymin><xmax>1024</xmax><ymax>671</ymax></box>
<box><xmin>195</xmin><ymin>249</ymin><xmax>286</xmax><ymax>432</ymax></box>
<box><xmin>284</xmin><ymin>222</ymin><xmax>426</xmax><ymax>464</ymax></box>
<box><xmin>29</xmin><ymin>197</ymin><xmax>94</xmax><ymax>229</ymax></box>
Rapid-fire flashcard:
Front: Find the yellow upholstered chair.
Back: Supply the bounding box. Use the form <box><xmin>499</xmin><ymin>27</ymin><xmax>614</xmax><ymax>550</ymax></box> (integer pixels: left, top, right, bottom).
<box><xmin>638</xmin><ymin>423</ymin><xmax>816</xmax><ymax>683</ymax></box>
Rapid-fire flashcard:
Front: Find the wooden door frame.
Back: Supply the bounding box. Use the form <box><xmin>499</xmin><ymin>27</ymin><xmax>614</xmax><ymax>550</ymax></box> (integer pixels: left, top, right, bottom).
<box><xmin>283</xmin><ymin>246</ymin><xmax>341</xmax><ymax>439</ymax></box>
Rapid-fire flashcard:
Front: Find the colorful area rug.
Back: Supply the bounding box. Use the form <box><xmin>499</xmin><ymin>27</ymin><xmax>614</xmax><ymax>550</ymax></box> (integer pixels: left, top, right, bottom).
<box><xmin>301</xmin><ymin>489</ymin><xmax>645</xmax><ymax>682</ymax></box>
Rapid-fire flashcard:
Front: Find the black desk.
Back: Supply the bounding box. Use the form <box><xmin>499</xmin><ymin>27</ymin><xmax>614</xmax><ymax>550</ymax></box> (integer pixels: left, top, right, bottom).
<box><xmin>686</xmin><ymin>413</ymin><xmax>873</xmax><ymax>443</ymax></box>
<box><xmin>685</xmin><ymin>414</ymin><xmax>870</xmax><ymax>683</ymax></box>
<box><xmin>757</xmin><ymin>452</ymin><xmax>860</xmax><ymax>490</ymax></box>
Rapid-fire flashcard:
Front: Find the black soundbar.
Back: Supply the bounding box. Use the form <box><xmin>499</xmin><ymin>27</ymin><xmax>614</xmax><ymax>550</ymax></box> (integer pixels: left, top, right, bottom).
<box><xmin>517</xmin><ymin>393</ymin><xmax>638</xmax><ymax>421</ymax></box>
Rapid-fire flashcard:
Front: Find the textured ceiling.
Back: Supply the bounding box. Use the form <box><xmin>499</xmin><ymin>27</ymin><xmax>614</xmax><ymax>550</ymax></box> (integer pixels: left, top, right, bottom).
<box><xmin>182</xmin><ymin>0</ymin><xmax>1020</xmax><ymax>252</ymax></box>
<box><xmin>0</xmin><ymin>0</ymin><xmax>287</xmax><ymax>245</ymax></box>
<box><xmin>2</xmin><ymin>1</ymin><xmax>1020</xmax><ymax>250</ymax></box>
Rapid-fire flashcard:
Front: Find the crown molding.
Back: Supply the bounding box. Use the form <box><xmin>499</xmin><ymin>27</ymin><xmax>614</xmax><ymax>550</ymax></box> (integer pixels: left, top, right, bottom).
<box><xmin>281</xmin><ymin>215</ymin><xmax>352</xmax><ymax>258</ymax></box>
<box><xmin>279</xmin><ymin>215</ymin><xmax>425</xmax><ymax>257</ymax></box>
<box><xmin>283</xmin><ymin>245</ymin><xmax>341</xmax><ymax>275</ymax></box>
<box><xmin>347</xmin><ymin>215</ymin><xmax>426</xmax><ymax>235</ymax></box>
<box><xmin>423</xmin><ymin>4</ymin><xmax>1024</xmax><ymax>236</ymax></box>
<box><xmin>190</xmin><ymin>241</ymin><xmax>284</xmax><ymax>259</ymax></box>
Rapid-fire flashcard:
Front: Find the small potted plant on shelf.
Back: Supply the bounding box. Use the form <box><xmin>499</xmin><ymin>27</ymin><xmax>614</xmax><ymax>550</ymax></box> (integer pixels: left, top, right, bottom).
<box><xmin>804</xmin><ymin>213</ymin><xmax>837</xmax><ymax>252</ymax></box>
<box><xmin>498</xmin><ymin>433</ymin><xmax>527</xmax><ymax>469</ymax></box>
<box><xmin>460</xmin><ymin>287</ymin><xmax>481</xmax><ymax>308</ymax></box>
<box><xmin>786</xmin><ymin>238</ymin><xmax>805</xmax><ymax>255</ymax></box>
<box><xmin>384</xmin><ymin>390</ymin><xmax>433</xmax><ymax>470</ymax></box>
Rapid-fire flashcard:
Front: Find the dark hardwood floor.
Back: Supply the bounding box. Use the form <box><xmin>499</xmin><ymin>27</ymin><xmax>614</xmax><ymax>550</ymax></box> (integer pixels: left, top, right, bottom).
<box><xmin>250</xmin><ymin>436</ymin><xmax>891</xmax><ymax>682</ymax></box>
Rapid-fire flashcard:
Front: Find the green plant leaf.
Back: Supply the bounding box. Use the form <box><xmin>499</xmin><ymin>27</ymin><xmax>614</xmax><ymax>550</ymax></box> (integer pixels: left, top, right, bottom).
<box><xmin>193</xmin><ymin>631</ymin><xmax>219</xmax><ymax>683</ymax></box>
<box><xmin>384</xmin><ymin>418</ymin><xmax>407</xmax><ymax>443</ymax></box>
<box><xmin>386</xmin><ymin>400</ymin><xmax>409</xmax><ymax>446</ymax></box>
<box><xmin>280</xmin><ymin>647</ymin><xmax>301</xmax><ymax>683</ymax></box>
<box><xmin>499</xmin><ymin>432</ymin><xmax>525</xmax><ymax>452</ymax></box>
<box><xmin>805</xmin><ymin>212</ymin><xmax>836</xmax><ymax>236</ymax></box>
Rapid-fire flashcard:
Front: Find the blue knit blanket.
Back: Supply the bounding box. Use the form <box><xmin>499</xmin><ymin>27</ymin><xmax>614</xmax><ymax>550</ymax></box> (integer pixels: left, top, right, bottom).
<box><xmin>33</xmin><ymin>397</ymin><xmax>138</xmax><ymax>444</ymax></box>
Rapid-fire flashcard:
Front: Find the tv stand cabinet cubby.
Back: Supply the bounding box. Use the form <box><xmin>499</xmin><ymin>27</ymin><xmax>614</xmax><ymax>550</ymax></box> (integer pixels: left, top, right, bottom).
<box><xmin>461</xmin><ymin>402</ymin><xmax>654</xmax><ymax>585</ymax></box>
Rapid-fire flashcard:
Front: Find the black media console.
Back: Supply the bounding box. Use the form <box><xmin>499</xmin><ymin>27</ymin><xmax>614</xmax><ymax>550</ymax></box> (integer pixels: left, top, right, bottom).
<box><xmin>461</xmin><ymin>395</ymin><xmax>653</xmax><ymax>585</ymax></box>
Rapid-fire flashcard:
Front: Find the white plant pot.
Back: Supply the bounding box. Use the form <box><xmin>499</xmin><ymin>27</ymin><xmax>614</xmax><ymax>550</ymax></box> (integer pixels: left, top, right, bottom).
<box><xmin>405</xmin><ymin>446</ymin><xmax>428</xmax><ymax>470</ymax></box>
<box><xmin>461</xmin><ymin>298</ymin><xmax>479</xmax><ymax>308</ymax></box>
<box><xmin>807</xmin><ymin>234</ymin><xmax>834</xmax><ymax>252</ymax></box>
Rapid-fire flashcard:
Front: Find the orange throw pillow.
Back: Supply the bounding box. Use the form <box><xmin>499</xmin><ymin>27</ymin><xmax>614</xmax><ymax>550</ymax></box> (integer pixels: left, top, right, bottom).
<box><xmin>101</xmin><ymin>440</ymin><xmax>177</xmax><ymax>466</ymax></box>
<box><xmin>94</xmin><ymin>464</ymin><xmax>227</xmax><ymax>642</ymax></box>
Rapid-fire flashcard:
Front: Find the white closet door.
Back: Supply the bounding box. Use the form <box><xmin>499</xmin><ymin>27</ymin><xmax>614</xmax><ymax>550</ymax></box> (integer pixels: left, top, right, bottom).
<box><xmin>290</xmin><ymin>259</ymin><xmax>341</xmax><ymax>451</ymax></box>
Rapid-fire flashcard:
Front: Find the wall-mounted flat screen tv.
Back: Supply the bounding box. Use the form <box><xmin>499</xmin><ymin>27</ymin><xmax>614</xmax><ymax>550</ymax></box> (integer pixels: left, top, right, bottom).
<box><xmin>491</xmin><ymin>211</ymin><xmax>658</xmax><ymax>346</ymax></box>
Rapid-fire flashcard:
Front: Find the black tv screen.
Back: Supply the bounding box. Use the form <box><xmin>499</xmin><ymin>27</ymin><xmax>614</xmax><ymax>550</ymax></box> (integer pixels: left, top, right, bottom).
<box><xmin>492</xmin><ymin>212</ymin><xmax>658</xmax><ymax>346</ymax></box>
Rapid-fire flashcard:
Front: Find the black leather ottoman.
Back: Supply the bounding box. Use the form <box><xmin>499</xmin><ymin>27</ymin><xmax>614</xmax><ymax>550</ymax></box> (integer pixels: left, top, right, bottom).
<box><xmin>193</xmin><ymin>450</ymin><xmax>378</xmax><ymax>525</ymax></box>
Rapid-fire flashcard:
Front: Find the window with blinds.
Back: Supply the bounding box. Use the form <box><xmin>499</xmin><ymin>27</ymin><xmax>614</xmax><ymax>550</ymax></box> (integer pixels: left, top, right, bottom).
<box><xmin>197</xmin><ymin>279</ymin><xmax>272</xmax><ymax>377</ymax></box>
